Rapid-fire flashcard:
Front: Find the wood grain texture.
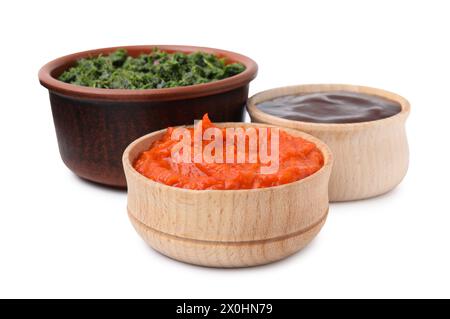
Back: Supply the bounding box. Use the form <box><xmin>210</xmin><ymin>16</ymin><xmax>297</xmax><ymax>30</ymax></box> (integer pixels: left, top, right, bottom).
<box><xmin>247</xmin><ymin>84</ymin><xmax>410</xmax><ymax>202</ymax></box>
<box><xmin>123</xmin><ymin>123</ymin><xmax>333</xmax><ymax>267</ymax></box>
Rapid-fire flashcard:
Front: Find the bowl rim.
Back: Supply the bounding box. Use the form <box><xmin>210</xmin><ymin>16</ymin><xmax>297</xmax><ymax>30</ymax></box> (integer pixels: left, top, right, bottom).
<box><xmin>122</xmin><ymin>122</ymin><xmax>333</xmax><ymax>194</ymax></box>
<box><xmin>38</xmin><ymin>45</ymin><xmax>258</xmax><ymax>102</ymax></box>
<box><xmin>246</xmin><ymin>84</ymin><xmax>410</xmax><ymax>131</ymax></box>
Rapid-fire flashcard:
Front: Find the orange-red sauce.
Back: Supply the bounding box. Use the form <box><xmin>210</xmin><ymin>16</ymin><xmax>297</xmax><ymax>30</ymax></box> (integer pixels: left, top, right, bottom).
<box><xmin>133</xmin><ymin>115</ymin><xmax>324</xmax><ymax>190</ymax></box>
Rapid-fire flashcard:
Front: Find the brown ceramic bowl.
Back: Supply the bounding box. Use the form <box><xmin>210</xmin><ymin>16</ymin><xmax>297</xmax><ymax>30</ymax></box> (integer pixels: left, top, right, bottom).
<box><xmin>39</xmin><ymin>45</ymin><xmax>258</xmax><ymax>187</ymax></box>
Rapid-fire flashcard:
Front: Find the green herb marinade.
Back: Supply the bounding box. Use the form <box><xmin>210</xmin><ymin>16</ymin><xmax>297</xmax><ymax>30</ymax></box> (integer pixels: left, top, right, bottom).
<box><xmin>58</xmin><ymin>49</ymin><xmax>246</xmax><ymax>89</ymax></box>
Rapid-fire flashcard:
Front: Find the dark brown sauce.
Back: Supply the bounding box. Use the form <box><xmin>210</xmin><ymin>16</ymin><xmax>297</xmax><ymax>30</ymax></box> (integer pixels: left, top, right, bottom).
<box><xmin>256</xmin><ymin>91</ymin><xmax>402</xmax><ymax>124</ymax></box>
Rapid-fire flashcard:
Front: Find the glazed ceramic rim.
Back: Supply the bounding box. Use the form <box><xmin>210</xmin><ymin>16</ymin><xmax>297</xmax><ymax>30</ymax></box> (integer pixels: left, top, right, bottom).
<box><xmin>247</xmin><ymin>84</ymin><xmax>410</xmax><ymax>131</ymax></box>
<box><xmin>39</xmin><ymin>45</ymin><xmax>258</xmax><ymax>102</ymax></box>
<box><xmin>123</xmin><ymin>122</ymin><xmax>333</xmax><ymax>194</ymax></box>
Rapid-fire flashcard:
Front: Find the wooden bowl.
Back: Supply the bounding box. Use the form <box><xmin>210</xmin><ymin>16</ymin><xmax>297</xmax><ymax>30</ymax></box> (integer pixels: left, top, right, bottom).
<box><xmin>123</xmin><ymin>123</ymin><xmax>333</xmax><ymax>267</ymax></box>
<box><xmin>39</xmin><ymin>45</ymin><xmax>258</xmax><ymax>187</ymax></box>
<box><xmin>247</xmin><ymin>84</ymin><xmax>410</xmax><ymax>202</ymax></box>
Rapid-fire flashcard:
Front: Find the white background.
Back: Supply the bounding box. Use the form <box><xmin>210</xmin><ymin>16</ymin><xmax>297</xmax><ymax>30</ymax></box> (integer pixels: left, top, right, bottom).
<box><xmin>1</xmin><ymin>0</ymin><xmax>449</xmax><ymax>298</ymax></box>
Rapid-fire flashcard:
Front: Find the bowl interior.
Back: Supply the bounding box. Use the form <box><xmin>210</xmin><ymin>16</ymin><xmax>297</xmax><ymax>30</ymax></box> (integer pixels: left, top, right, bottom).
<box><xmin>123</xmin><ymin>122</ymin><xmax>333</xmax><ymax>193</ymax></box>
<box><xmin>49</xmin><ymin>45</ymin><xmax>248</xmax><ymax>79</ymax></box>
<box><xmin>247</xmin><ymin>84</ymin><xmax>410</xmax><ymax>130</ymax></box>
<box><xmin>39</xmin><ymin>45</ymin><xmax>258</xmax><ymax>101</ymax></box>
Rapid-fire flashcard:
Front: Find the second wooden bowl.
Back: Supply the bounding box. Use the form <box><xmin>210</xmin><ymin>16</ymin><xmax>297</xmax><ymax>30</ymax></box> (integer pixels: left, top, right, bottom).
<box><xmin>247</xmin><ymin>84</ymin><xmax>410</xmax><ymax>202</ymax></box>
<box><xmin>123</xmin><ymin>123</ymin><xmax>333</xmax><ymax>267</ymax></box>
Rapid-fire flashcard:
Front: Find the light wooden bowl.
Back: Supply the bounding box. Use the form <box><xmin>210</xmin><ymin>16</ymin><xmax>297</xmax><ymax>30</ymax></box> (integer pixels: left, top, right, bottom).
<box><xmin>123</xmin><ymin>123</ymin><xmax>333</xmax><ymax>267</ymax></box>
<box><xmin>247</xmin><ymin>84</ymin><xmax>410</xmax><ymax>202</ymax></box>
